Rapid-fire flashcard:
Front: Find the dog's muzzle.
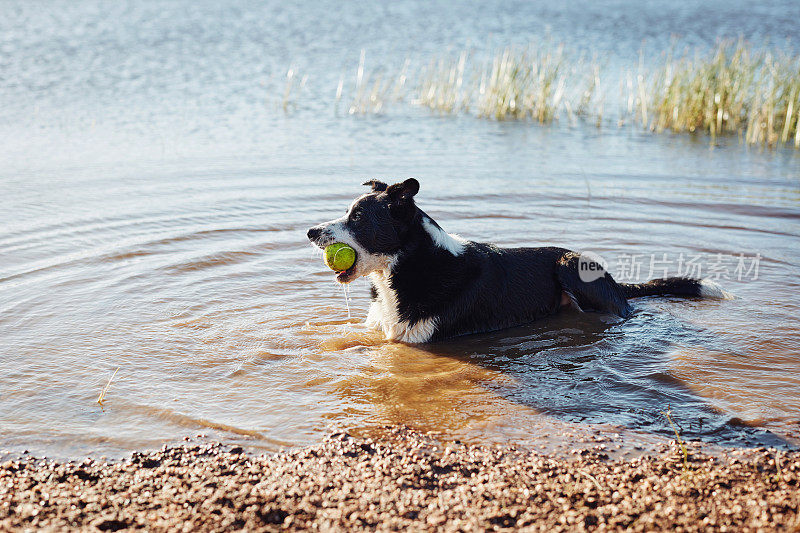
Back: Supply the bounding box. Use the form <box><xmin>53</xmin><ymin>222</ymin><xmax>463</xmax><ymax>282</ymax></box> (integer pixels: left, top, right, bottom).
<box><xmin>307</xmin><ymin>225</ymin><xmax>334</xmax><ymax>248</ymax></box>
<box><xmin>307</xmin><ymin>225</ymin><xmax>358</xmax><ymax>283</ymax></box>
<box><xmin>307</xmin><ymin>226</ymin><xmax>322</xmax><ymax>243</ymax></box>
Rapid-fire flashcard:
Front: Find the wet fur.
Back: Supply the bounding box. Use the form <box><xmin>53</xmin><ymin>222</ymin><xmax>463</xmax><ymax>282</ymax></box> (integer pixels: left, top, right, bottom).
<box><xmin>308</xmin><ymin>179</ymin><xmax>731</xmax><ymax>343</ymax></box>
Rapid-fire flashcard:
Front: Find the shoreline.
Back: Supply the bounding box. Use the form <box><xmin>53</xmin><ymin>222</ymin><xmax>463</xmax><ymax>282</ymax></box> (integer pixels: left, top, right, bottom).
<box><xmin>2</xmin><ymin>427</ymin><xmax>798</xmax><ymax>531</ymax></box>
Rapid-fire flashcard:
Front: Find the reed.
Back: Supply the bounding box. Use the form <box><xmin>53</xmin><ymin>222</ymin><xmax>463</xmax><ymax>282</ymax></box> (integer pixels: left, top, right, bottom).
<box><xmin>300</xmin><ymin>39</ymin><xmax>800</xmax><ymax>149</ymax></box>
<box><xmin>344</xmin><ymin>50</ymin><xmax>409</xmax><ymax>115</ymax></box>
<box><xmin>415</xmin><ymin>51</ymin><xmax>470</xmax><ymax>114</ymax></box>
<box><xmin>661</xmin><ymin>407</ymin><xmax>689</xmax><ymax>471</ymax></box>
<box><xmin>476</xmin><ymin>45</ymin><xmax>569</xmax><ymax>122</ymax></box>
<box><xmin>641</xmin><ymin>40</ymin><xmax>800</xmax><ymax>147</ymax></box>
<box><xmin>97</xmin><ymin>367</ymin><xmax>120</xmax><ymax>406</ymax></box>
<box><xmin>281</xmin><ymin>67</ymin><xmax>308</xmax><ymax>112</ymax></box>
<box><xmin>412</xmin><ymin>44</ymin><xmax>585</xmax><ymax>123</ymax></box>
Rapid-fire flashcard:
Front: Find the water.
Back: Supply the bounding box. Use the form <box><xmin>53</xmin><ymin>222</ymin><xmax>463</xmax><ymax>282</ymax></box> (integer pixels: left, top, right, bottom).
<box><xmin>1</xmin><ymin>0</ymin><xmax>799</xmax><ymax>458</ymax></box>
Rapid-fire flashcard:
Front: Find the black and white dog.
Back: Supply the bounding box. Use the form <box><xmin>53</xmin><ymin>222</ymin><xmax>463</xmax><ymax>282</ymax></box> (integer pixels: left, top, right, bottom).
<box><xmin>307</xmin><ymin>178</ymin><xmax>731</xmax><ymax>343</ymax></box>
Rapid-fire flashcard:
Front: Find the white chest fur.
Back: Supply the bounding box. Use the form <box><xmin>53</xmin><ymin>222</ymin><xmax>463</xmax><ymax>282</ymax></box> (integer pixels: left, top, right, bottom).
<box><xmin>365</xmin><ymin>271</ymin><xmax>436</xmax><ymax>344</ymax></box>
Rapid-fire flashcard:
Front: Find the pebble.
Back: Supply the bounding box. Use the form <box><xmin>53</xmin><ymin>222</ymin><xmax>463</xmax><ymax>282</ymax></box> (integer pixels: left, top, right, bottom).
<box><xmin>1</xmin><ymin>426</ymin><xmax>798</xmax><ymax>531</ymax></box>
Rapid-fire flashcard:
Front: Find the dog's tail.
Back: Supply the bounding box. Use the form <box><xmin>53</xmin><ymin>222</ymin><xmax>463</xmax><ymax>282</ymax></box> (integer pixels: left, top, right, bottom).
<box><xmin>620</xmin><ymin>277</ymin><xmax>734</xmax><ymax>300</ymax></box>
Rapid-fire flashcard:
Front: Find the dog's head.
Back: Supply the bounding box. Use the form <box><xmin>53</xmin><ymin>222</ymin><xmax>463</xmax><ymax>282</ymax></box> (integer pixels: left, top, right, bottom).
<box><xmin>307</xmin><ymin>178</ymin><xmax>420</xmax><ymax>283</ymax></box>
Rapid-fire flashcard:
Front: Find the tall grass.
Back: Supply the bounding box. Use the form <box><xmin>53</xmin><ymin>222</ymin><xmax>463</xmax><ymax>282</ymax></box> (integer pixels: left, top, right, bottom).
<box><xmin>280</xmin><ymin>67</ymin><xmax>308</xmax><ymax>111</ymax></box>
<box><xmin>476</xmin><ymin>45</ymin><xmax>568</xmax><ymax>122</ymax></box>
<box><xmin>637</xmin><ymin>40</ymin><xmax>800</xmax><ymax>147</ymax></box>
<box><xmin>415</xmin><ymin>51</ymin><xmax>470</xmax><ymax>114</ymax></box>
<box><xmin>340</xmin><ymin>50</ymin><xmax>409</xmax><ymax>115</ymax></box>
<box><xmin>413</xmin><ymin>44</ymin><xmax>591</xmax><ymax>123</ymax></box>
<box><xmin>277</xmin><ymin>39</ymin><xmax>800</xmax><ymax>149</ymax></box>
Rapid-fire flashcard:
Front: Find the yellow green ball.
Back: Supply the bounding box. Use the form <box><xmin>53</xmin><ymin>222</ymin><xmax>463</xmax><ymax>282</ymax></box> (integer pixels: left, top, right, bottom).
<box><xmin>324</xmin><ymin>243</ymin><xmax>356</xmax><ymax>271</ymax></box>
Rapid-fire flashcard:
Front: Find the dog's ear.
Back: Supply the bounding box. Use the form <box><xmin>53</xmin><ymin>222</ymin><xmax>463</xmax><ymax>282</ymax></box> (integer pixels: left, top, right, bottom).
<box><xmin>386</xmin><ymin>178</ymin><xmax>419</xmax><ymax>203</ymax></box>
<box><xmin>363</xmin><ymin>179</ymin><xmax>388</xmax><ymax>192</ymax></box>
<box><xmin>386</xmin><ymin>178</ymin><xmax>419</xmax><ymax>220</ymax></box>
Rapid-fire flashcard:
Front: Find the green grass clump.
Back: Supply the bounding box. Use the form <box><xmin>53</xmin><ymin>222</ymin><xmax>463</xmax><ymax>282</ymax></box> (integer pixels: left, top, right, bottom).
<box><xmin>304</xmin><ymin>39</ymin><xmax>800</xmax><ymax>150</ymax></box>
<box><xmin>643</xmin><ymin>41</ymin><xmax>800</xmax><ymax>148</ymax></box>
<box><xmin>412</xmin><ymin>44</ymin><xmax>586</xmax><ymax>123</ymax></box>
<box><xmin>415</xmin><ymin>51</ymin><xmax>470</xmax><ymax>114</ymax></box>
<box><xmin>475</xmin><ymin>45</ymin><xmax>568</xmax><ymax>122</ymax></box>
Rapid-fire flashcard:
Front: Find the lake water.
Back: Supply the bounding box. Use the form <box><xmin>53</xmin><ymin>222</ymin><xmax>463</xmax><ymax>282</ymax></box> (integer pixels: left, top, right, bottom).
<box><xmin>2</xmin><ymin>0</ymin><xmax>799</xmax><ymax>458</ymax></box>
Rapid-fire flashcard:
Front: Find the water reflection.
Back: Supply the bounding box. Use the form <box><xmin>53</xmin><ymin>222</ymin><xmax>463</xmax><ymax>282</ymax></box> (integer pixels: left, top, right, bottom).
<box><xmin>2</xmin><ymin>0</ymin><xmax>799</xmax><ymax>458</ymax></box>
<box><xmin>328</xmin><ymin>308</ymin><xmax>791</xmax><ymax>448</ymax></box>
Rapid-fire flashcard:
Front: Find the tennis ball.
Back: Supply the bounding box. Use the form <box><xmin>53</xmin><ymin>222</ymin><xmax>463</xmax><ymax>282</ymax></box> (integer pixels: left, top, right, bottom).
<box><xmin>324</xmin><ymin>243</ymin><xmax>356</xmax><ymax>272</ymax></box>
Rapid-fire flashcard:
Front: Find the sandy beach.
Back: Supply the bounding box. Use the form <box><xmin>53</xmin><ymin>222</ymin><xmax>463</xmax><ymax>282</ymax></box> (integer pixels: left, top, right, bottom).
<box><xmin>2</xmin><ymin>427</ymin><xmax>797</xmax><ymax>531</ymax></box>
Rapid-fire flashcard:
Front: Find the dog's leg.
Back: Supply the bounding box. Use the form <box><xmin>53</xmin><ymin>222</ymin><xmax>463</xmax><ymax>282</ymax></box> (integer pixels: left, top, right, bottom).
<box><xmin>364</xmin><ymin>283</ymin><xmax>382</xmax><ymax>329</ymax></box>
<box><xmin>560</xmin><ymin>290</ymin><xmax>580</xmax><ymax>310</ymax></box>
<box><xmin>556</xmin><ymin>252</ymin><xmax>632</xmax><ymax>318</ymax></box>
<box><xmin>365</xmin><ymin>303</ymin><xmax>382</xmax><ymax>328</ymax></box>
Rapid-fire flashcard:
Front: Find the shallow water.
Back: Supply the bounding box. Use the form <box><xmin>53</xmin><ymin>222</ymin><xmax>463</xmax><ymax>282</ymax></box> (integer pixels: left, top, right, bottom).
<box><xmin>1</xmin><ymin>0</ymin><xmax>800</xmax><ymax>458</ymax></box>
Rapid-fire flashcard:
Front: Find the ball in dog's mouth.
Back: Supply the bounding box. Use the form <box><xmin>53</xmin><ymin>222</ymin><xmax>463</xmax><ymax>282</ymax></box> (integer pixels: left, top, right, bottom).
<box><xmin>324</xmin><ymin>243</ymin><xmax>356</xmax><ymax>271</ymax></box>
<box><xmin>322</xmin><ymin>243</ymin><xmax>357</xmax><ymax>283</ymax></box>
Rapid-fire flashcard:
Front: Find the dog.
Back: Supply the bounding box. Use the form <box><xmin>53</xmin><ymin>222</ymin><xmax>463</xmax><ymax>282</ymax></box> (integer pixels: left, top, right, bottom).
<box><xmin>307</xmin><ymin>178</ymin><xmax>732</xmax><ymax>343</ymax></box>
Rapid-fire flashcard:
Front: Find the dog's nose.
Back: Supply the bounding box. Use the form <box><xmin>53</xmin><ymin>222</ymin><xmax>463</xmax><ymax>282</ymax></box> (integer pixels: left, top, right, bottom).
<box><xmin>307</xmin><ymin>226</ymin><xmax>322</xmax><ymax>241</ymax></box>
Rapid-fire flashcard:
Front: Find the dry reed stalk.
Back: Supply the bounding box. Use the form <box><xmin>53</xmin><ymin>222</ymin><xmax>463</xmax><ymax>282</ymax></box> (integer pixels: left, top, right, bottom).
<box><xmin>97</xmin><ymin>367</ymin><xmax>120</xmax><ymax>406</ymax></box>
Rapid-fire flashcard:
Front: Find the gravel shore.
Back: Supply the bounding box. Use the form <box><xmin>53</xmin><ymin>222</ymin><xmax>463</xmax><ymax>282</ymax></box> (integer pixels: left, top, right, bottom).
<box><xmin>2</xmin><ymin>427</ymin><xmax>798</xmax><ymax>531</ymax></box>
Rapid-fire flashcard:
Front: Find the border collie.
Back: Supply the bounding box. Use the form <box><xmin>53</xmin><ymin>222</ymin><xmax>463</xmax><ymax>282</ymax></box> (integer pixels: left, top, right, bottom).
<box><xmin>307</xmin><ymin>179</ymin><xmax>732</xmax><ymax>343</ymax></box>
